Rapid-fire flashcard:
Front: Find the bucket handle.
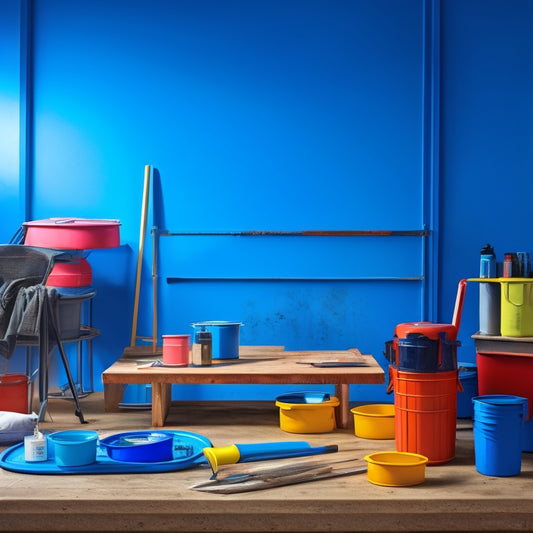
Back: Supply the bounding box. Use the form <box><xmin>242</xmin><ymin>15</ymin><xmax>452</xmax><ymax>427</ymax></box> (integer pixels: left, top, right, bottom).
<box><xmin>452</xmin><ymin>279</ymin><xmax>467</xmax><ymax>332</ymax></box>
<box><xmin>502</xmin><ymin>282</ymin><xmax>529</xmax><ymax>308</ymax></box>
<box><xmin>278</xmin><ymin>405</ymin><xmax>294</xmax><ymax>411</ymax></box>
<box><xmin>386</xmin><ymin>367</ymin><xmax>394</xmax><ymax>394</ymax></box>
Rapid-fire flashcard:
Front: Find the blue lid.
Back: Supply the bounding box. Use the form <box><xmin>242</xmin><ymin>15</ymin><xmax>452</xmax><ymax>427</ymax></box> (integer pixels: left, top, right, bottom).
<box><xmin>275</xmin><ymin>391</ymin><xmax>330</xmax><ymax>404</ymax></box>
<box><xmin>473</xmin><ymin>394</ymin><xmax>527</xmax><ymax>406</ymax></box>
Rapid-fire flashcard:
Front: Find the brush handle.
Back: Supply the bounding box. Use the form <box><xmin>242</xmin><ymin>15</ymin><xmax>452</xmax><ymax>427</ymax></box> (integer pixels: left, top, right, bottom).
<box><xmin>236</xmin><ymin>442</ymin><xmax>338</xmax><ymax>463</ymax></box>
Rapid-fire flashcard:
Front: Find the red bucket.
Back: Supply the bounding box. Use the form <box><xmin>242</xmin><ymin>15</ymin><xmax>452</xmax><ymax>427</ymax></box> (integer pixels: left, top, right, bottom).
<box><xmin>0</xmin><ymin>374</ymin><xmax>29</xmax><ymax>413</ymax></box>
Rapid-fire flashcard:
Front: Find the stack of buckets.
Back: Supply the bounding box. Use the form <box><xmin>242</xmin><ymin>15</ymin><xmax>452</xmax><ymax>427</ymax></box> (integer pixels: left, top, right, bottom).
<box><xmin>386</xmin><ymin>280</ymin><xmax>467</xmax><ymax>465</ymax></box>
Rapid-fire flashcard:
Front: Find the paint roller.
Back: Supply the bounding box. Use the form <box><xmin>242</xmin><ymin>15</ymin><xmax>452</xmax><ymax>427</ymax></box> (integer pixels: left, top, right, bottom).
<box><xmin>203</xmin><ymin>441</ymin><xmax>339</xmax><ymax>477</ymax></box>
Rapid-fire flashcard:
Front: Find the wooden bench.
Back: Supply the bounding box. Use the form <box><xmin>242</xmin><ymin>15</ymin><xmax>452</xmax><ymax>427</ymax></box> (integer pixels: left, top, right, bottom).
<box><xmin>102</xmin><ymin>346</ymin><xmax>385</xmax><ymax>428</ymax></box>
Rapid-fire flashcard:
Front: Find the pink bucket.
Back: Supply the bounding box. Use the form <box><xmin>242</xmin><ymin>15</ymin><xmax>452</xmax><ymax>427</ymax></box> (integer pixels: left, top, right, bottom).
<box><xmin>162</xmin><ymin>335</ymin><xmax>190</xmax><ymax>366</ymax></box>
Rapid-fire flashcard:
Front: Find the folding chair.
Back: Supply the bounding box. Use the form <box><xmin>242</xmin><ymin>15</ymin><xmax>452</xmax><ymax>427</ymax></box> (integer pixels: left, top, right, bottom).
<box><xmin>0</xmin><ymin>244</ymin><xmax>86</xmax><ymax>423</ymax></box>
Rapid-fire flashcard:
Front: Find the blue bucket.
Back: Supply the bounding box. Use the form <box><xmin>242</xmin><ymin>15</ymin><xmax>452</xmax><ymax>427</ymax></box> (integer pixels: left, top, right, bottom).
<box><xmin>472</xmin><ymin>395</ymin><xmax>528</xmax><ymax>477</ymax></box>
<box><xmin>457</xmin><ymin>363</ymin><xmax>478</xmax><ymax>418</ymax></box>
<box><xmin>191</xmin><ymin>321</ymin><xmax>242</xmax><ymax>360</ymax></box>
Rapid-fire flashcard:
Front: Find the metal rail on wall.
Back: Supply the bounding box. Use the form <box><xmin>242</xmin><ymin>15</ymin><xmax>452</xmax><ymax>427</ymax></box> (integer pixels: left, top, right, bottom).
<box><xmin>159</xmin><ymin>229</ymin><xmax>430</xmax><ymax>238</ymax></box>
<box><xmin>157</xmin><ymin>227</ymin><xmax>431</xmax><ymax>283</ymax></box>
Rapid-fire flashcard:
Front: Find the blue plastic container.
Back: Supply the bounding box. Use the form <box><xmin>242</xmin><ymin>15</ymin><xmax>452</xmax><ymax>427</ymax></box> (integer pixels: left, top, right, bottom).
<box><xmin>472</xmin><ymin>395</ymin><xmax>528</xmax><ymax>477</ymax></box>
<box><xmin>191</xmin><ymin>321</ymin><xmax>242</xmax><ymax>360</ymax></box>
<box><xmin>120</xmin><ymin>384</ymin><xmax>152</xmax><ymax>407</ymax></box>
<box><xmin>48</xmin><ymin>430</ymin><xmax>98</xmax><ymax>467</ymax></box>
<box><xmin>99</xmin><ymin>431</ymin><xmax>174</xmax><ymax>462</ymax></box>
<box><xmin>397</xmin><ymin>333</ymin><xmax>459</xmax><ymax>372</ymax></box>
<box><xmin>457</xmin><ymin>363</ymin><xmax>478</xmax><ymax>418</ymax></box>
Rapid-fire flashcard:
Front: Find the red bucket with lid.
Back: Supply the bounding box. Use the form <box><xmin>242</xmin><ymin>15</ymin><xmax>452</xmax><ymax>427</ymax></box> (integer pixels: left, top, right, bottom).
<box><xmin>23</xmin><ymin>218</ymin><xmax>120</xmax><ymax>250</ymax></box>
<box><xmin>390</xmin><ymin>280</ymin><xmax>467</xmax><ymax>369</ymax></box>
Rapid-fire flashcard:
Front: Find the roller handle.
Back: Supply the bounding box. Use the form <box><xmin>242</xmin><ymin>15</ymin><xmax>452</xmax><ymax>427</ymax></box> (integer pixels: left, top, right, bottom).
<box><xmin>236</xmin><ymin>442</ymin><xmax>338</xmax><ymax>462</ymax></box>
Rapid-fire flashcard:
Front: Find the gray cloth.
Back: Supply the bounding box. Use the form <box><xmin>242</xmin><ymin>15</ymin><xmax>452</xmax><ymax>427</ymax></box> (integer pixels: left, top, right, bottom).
<box><xmin>0</xmin><ymin>284</ymin><xmax>59</xmax><ymax>360</ymax></box>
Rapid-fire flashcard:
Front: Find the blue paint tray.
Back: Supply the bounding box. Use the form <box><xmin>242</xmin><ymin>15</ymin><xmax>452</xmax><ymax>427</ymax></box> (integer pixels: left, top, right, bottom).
<box><xmin>0</xmin><ymin>430</ymin><xmax>211</xmax><ymax>475</ymax></box>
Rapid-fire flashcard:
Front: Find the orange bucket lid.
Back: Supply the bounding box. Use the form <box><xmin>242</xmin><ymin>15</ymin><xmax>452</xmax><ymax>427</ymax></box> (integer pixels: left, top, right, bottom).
<box><xmin>394</xmin><ymin>322</ymin><xmax>458</xmax><ymax>341</ymax></box>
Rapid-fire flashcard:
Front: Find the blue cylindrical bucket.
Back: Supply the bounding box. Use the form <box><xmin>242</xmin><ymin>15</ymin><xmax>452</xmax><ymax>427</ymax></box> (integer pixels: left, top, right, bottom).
<box><xmin>457</xmin><ymin>363</ymin><xmax>478</xmax><ymax>418</ymax></box>
<box><xmin>472</xmin><ymin>395</ymin><xmax>528</xmax><ymax>477</ymax></box>
<box><xmin>191</xmin><ymin>321</ymin><xmax>242</xmax><ymax>360</ymax></box>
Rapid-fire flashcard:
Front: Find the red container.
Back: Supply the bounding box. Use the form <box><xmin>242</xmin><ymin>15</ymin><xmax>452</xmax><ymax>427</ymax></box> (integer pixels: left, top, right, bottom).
<box><xmin>46</xmin><ymin>258</ymin><xmax>93</xmax><ymax>287</ymax></box>
<box><xmin>162</xmin><ymin>335</ymin><xmax>190</xmax><ymax>366</ymax></box>
<box><xmin>0</xmin><ymin>374</ymin><xmax>29</xmax><ymax>413</ymax></box>
<box><xmin>391</xmin><ymin>367</ymin><xmax>460</xmax><ymax>465</ymax></box>
<box><xmin>23</xmin><ymin>218</ymin><xmax>120</xmax><ymax>250</ymax></box>
<box><xmin>477</xmin><ymin>352</ymin><xmax>533</xmax><ymax>419</ymax></box>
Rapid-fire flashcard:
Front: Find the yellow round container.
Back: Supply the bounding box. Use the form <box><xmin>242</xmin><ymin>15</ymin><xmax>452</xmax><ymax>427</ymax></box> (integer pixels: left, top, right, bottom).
<box><xmin>364</xmin><ymin>451</ymin><xmax>428</xmax><ymax>487</ymax></box>
<box><xmin>351</xmin><ymin>404</ymin><xmax>395</xmax><ymax>439</ymax></box>
<box><xmin>275</xmin><ymin>396</ymin><xmax>340</xmax><ymax>433</ymax></box>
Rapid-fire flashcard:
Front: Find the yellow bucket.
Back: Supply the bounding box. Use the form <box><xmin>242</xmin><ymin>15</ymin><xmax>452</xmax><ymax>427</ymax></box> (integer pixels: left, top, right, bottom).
<box><xmin>351</xmin><ymin>404</ymin><xmax>395</xmax><ymax>439</ymax></box>
<box><xmin>500</xmin><ymin>279</ymin><xmax>533</xmax><ymax>337</ymax></box>
<box><xmin>364</xmin><ymin>451</ymin><xmax>428</xmax><ymax>487</ymax></box>
<box><xmin>275</xmin><ymin>396</ymin><xmax>340</xmax><ymax>433</ymax></box>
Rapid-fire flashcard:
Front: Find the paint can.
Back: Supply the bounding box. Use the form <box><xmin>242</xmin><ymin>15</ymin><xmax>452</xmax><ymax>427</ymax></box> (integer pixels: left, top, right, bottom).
<box><xmin>162</xmin><ymin>334</ymin><xmax>190</xmax><ymax>366</ymax></box>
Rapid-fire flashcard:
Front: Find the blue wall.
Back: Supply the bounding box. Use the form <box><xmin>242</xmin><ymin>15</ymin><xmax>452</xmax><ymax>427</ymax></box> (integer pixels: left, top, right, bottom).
<box><xmin>1</xmin><ymin>0</ymin><xmax>532</xmax><ymax>402</ymax></box>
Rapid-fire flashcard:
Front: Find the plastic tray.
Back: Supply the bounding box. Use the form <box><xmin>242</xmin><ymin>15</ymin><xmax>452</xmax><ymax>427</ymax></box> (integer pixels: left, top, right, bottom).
<box><xmin>0</xmin><ymin>430</ymin><xmax>211</xmax><ymax>475</ymax></box>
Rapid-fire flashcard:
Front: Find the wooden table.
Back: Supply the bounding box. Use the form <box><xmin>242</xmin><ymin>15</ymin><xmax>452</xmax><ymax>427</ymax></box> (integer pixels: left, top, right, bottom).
<box><xmin>102</xmin><ymin>347</ymin><xmax>385</xmax><ymax>428</ymax></box>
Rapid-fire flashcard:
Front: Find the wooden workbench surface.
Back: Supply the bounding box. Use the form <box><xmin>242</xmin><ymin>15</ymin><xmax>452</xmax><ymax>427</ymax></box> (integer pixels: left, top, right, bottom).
<box><xmin>0</xmin><ymin>393</ymin><xmax>532</xmax><ymax>532</ymax></box>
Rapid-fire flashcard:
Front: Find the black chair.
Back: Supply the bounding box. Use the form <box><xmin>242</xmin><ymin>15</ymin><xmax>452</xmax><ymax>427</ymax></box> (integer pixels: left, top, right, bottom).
<box><xmin>0</xmin><ymin>244</ymin><xmax>86</xmax><ymax>423</ymax></box>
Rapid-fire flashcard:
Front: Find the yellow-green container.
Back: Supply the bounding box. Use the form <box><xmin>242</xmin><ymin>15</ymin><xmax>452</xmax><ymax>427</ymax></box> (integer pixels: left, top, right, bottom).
<box><xmin>364</xmin><ymin>451</ymin><xmax>428</xmax><ymax>487</ymax></box>
<box><xmin>275</xmin><ymin>396</ymin><xmax>340</xmax><ymax>433</ymax></box>
<box><xmin>500</xmin><ymin>279</ymin><xmax>533</xmax><ymax>337</ymax></box>
<box><xmin>351</xmin><ymin>404</ymin><xmax>395</xmax><ymax>439</ymax></box>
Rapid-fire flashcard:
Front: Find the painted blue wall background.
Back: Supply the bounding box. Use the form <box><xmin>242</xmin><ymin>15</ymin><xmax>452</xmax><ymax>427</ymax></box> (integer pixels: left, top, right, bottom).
<box><xmin>1</xmin><ymin>0</ymin><xmax>532</xmax><ymax>402</ymax></box>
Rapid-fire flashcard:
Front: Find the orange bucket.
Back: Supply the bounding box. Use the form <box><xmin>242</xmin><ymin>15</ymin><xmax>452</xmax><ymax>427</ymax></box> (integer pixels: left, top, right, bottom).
<box><xmin>390</xmin><ymin>367</ymin><xmax>460</xmax><ymax>465</ymax></box>
<box><xmin>0</xmin><ymin>374</ymin><xmax>29</xmax><ymax>413</ymax></box>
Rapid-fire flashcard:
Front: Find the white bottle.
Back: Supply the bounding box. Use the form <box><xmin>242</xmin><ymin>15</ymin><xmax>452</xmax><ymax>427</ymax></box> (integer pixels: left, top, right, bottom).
<box><xmin>24</xmin><ymin>424</ymin><xmax>47</xmax><ymax>462</ymax></box>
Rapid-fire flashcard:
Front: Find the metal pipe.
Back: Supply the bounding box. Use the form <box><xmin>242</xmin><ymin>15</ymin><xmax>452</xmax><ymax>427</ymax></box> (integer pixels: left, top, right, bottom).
<box><xmin>167</xmin><ymin>276</ymin><xmax>424</xmax><ymax>282</ymax></box>
<box><xmin>159</xmin><ymin>229</ymin><xmax>430</xmax><ymax>237</ymax></box>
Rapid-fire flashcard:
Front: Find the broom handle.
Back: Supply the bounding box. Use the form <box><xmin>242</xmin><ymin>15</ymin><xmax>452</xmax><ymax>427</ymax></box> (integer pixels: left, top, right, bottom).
<box><xmin>130</xmin><ymin>165</ymin><xmax>151</xmax><ymax>347</ymax></box>
<box><xmin>152</xmin><ymin>225</ymin><xmax>158</xmax><ymax>352</ymax></box>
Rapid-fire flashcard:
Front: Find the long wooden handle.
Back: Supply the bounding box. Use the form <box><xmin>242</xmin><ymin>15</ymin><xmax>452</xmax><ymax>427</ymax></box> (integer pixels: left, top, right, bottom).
<box><xmin>152</xmin><ymin>226</ymin><xmax>159</xmax><ymax>352</ymax></box>
<box><xmin>130</xmin><ymin>164</ymin><xmax>151</xmax><ymax>347</ymax></box>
